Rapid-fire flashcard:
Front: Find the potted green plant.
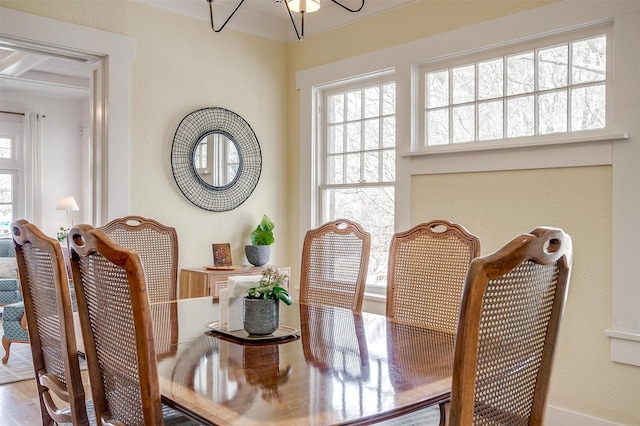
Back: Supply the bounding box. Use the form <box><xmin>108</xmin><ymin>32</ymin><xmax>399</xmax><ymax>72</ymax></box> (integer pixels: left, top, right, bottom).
<box><xmin>243</xmin><ymin>267</ymin><xmax>292</xmax><ymax>336</ymax></box>
<box><xmin>245</xmin><ymin>215</ymin><xmax>275</xmax><ymax>266</ymax></box>
<box><xmin>56</xmin><ymin>226</ymin><xmax>69</xmax><ymax>242</ymax></box>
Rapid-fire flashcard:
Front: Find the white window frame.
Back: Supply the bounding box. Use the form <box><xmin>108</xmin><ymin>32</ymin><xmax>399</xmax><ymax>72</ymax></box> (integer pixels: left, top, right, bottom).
<box><xmin>298</xmin><ymin>1</ymin><xmax>640</xmax><ymax>365</ymax></box>
<box><xmin>0</xmin><ymin>118</ymin><xmax>23</xmax><ymax>224</ymax></box>
<box><xmin>417</xmin><ymin>25</ymin><xmax>612</xmax><ymax>153</ymax></box>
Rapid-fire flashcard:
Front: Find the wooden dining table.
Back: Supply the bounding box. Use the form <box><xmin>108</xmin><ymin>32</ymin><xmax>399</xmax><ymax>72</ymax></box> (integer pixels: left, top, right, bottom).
<box><xmin>152</xmin><ymin>297</ymin><xmax>454</xmax><ymax>425</ymax></box>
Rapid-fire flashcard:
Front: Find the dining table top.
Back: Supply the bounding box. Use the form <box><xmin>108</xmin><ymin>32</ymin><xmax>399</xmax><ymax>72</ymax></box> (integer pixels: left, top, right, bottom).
<box><xmin>153</xmin><ymin>297</ymin><xmax>454</xmax><ymax>426</ymax></box>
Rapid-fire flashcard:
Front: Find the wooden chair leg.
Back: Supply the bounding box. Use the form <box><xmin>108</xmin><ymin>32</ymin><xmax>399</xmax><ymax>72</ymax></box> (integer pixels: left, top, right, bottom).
<box><xmin>2</xmin><ymin>335</ymin><xmax>10</xmax><ymax>364</ymax></box>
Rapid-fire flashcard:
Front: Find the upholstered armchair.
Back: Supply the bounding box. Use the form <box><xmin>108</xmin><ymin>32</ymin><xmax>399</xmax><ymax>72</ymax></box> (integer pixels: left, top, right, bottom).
<box><xmin>0</xmin><ymin>238</ymin><xmax>20</xmax><ymax>306</ymax></box>
<box><xmin>0</xmin><ymin>237</ymin><xmax>29</xmax><ymax>364</ymax></box>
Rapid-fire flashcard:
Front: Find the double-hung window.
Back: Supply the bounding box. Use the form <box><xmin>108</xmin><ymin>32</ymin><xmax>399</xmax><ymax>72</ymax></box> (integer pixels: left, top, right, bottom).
<box><xmin>319</xmin><ymin>74</ymin><xmax>396</xmax><ymax>291</ymax></box>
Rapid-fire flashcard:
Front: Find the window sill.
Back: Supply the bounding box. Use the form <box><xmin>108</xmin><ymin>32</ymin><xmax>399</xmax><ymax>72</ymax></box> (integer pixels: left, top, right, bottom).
<box><xmin>400</xmin><ymin>132</ymin><xmax>629</xmax><ymax>157</ymax></box>
<box><xmin>604</xmin><ymin>328</ymin><xmax>640</xmax><ymax>366</ymax></box>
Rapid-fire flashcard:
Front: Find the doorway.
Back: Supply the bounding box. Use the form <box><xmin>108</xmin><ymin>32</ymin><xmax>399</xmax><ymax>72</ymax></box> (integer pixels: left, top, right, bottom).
<box><xmin>0</xmin><ymin>39</ymin><xmax>105</xmax><ymax>236</ymax></box>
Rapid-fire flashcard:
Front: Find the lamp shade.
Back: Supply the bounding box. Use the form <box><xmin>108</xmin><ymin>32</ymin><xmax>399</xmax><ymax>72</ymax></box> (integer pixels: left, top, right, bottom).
<box><xmin>56</xmin><ymin>196</ymin><xmax>80</xmax><ymax>212</ymax></box>
<box><xmin>288</xmin><ymin>0</ymin><xmax>321</xmax><ymax>13</ymax></box>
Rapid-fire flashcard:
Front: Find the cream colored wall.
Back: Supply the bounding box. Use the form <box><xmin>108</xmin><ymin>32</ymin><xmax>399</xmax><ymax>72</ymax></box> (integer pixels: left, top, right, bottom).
<box><xmin>411</xmin><ymin>166</ymin><xmax>640</xmax><ymax>424</ymax></box>
<box><xmin>0</xmin><ymin>0</ymin><xmax>290</xmax><ymax>270</ymax></box>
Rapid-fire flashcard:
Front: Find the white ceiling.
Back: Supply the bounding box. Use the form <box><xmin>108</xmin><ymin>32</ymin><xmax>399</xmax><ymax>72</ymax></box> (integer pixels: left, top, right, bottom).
<box><xmin>139</xmin><ymin>0</ymin><xmax>418</xmax><ymax>42</ymax></box>
<box><xmin>0</xmin><ymin>45</ymin><xmax>94</xmax><ymax>99</ymax></box>
<box><xmin>0</xmin><ymin>0</ymin><xmax>417</xmax><ymax>98</ymax></box>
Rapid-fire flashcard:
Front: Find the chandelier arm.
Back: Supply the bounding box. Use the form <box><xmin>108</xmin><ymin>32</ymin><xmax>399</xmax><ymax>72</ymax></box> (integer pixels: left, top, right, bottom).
<box><xmin>284</xmin><ymin>1</ymin><xmax>303</xmax><ymax>41</ymax></box>
<box><xmin>329</xmin><ymin>0</ymin><xmax>365</xmax><ymax>13</ymax></box>
<box><xmin>207</xmin><ymin>0</ymin><xmax>247</xmax><ymax>33</ymax></box>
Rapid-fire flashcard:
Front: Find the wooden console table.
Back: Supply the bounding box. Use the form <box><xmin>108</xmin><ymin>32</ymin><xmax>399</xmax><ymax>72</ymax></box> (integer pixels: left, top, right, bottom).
<box><xmin>178</xmin><ymin>265</ymin><xmax>291</xmax><ymax>299</ymax></box>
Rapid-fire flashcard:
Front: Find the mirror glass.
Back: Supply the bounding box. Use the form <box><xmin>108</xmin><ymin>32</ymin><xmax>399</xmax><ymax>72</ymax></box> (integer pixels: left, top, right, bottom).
<box><xmin>194</xmin><ymin>132</ymin><xmax>240</xmax><ymax>187</ymax></box>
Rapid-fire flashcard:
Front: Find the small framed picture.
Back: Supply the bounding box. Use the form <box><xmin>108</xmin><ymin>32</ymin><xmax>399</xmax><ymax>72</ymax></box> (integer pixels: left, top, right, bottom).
<box><xmin>212</xmin><ymin>243</ymin><xmax>232</xmax><ymax>267</ymax></box>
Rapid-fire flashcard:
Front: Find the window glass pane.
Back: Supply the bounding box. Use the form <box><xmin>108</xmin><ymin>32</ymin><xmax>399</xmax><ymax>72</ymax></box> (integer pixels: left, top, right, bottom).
<box><xmin>427</xmin><ymin>70</ymin><xmax>449</xmax><ymax>108</ymax></box>
<box><xmin>328</xmin><ymin>93</ymin><xmax>344</xmax><ymax>123</ymax></box>
<box><xmin>346</xmin><ymin>90</ymin><xmax>362</xmax><ymax>121</ymax></box>
<box><xmin>506</xmin><ymin>95</ymin><xmax>535</xmax><ymax>137</ymax></box>
<box><xmin>364</xmin><ymin>86</ymin><xmax>380</xmax><ymax>118</ymax></box>
<box><xmin>345</xmin><ymin>153</ymin><xmax>361</xmax><ymax>183</ymax></box>
<box><xmin>538</xmin><ymin>44</ymin><xmax>568</xmax><ymax>90</ymax></box>
<box><xmin>571</xmin><ymin>84</ymin><xmax>606</xmax><ymax>130</ymax></box>
<box><xmin>0</xmin><ymin>174</ymin><xmax>12</xmax><ymax>203</ymax></box>
<box><xmin>364</xmin><ymin>119</ymin><xmax>379</xmax><ymax>150</ymax></box>
<box><xmin>452</xmin><ymin>64</ymin><xmax>475</xmax><ymax>104</ymax></box>
<box><xmin>382</xmin><ymin>83</ymin><xmax>396</xmax><ymax>115</ymax></box>
<box><xmin>327</xmin><ymin>155</ymin><xmax>343</xmax><ymax>184</ymax></box>
<box><xmin>478</xmin><ymin>101</ymin><xmax>503</xmax><ymax>141</ymax></box>
<box><xmin>0</xmin><ymin>138</ymin><xmax>12</xmax><ymax>159</ymax></box>
<box><xmin>328</xmin><ymin>124</ymin><xmax>344</xmax><ymax>154</ymax></box>
<box><xmin>507</xmin><ymin>51</ymin><xmax>534</xmax><ymax>95</ymax></box>
<box><xmin>363</xmin><ymin>151</ymin><xmax>379</xmax><ymax>182</ymax></box>
<box><xmin>382</xmin><ymin>149</ymin><xmax>395</xmax><ymax>182</ymax></box>
<box><xmin>323</xmin><ymin>186</ymin><xmax>394</xmax><ymax>286</ymax></box>
<box><xmin>382</xmin><ymin>117</ymin><xmax>395</xmax><ymax>148</ymax></box>
<box><xmin>427</xmin><ymin>109</ymin><xmax>449</xmax><ymax>146</ymax></box>
<box><xmin>539</xmin><ymin>90</ymin><xmax>568</xmax><ymax>134</ymax></box>
<box><xmin>478</xmin><ymin>58</ymin><xmax>503</xmax><ymax>100</ymax></box>
<box><xmin>452</xmin><ymin>104</ymin><xmax>475</xmax><ymax>143</ymax></box>
<box><xmin>572</xmin><ymin>35</ymin><xmax>606</xmax><ymax>84</ymax></box>
<box><xmin>346</xmin><ymin>122</ymin><xmax>361</xmax><ymax>152</ymax></box>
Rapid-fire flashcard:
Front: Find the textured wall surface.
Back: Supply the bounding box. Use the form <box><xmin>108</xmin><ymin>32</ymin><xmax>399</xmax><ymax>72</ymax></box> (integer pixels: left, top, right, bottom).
<box><xmin>411</xmin><ymin>166</ymin><xmax>637</xmax><ymax>425</ymax></box>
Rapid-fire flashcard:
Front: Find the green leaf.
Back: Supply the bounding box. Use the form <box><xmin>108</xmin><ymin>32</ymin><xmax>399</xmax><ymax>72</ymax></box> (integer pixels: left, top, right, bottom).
<box><xmin>259</xmin><ymin>215</ymin><xmax>275</xmax><ymax>232</ymax></box>
<box><xmin>250</xmin><ymin>215</ymin><xmax>275</xmax><ymax>245</ymax></box>
<box><xmin>277</xmin><ymin>292</ymin><xmax>293</xmax><ymax>305</ymax></box>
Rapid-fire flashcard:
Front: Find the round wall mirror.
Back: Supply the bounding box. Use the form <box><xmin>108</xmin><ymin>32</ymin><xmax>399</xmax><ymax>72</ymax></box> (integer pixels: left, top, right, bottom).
<box><xmin>171</xmin><ymin>108</ymin><xmax>261</xmax><ymax>211</ymax></box>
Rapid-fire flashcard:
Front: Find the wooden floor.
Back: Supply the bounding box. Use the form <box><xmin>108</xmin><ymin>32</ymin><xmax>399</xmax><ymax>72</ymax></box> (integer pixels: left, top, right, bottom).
<box><xmin>0</xmin><ymin>377</ymin><xmax>44</xmax><ymax>425</ymax></box>
<box><xmin>0</xmin><ymin>370</ymin><xmax>93</xmax><ymax>426</ymax></box>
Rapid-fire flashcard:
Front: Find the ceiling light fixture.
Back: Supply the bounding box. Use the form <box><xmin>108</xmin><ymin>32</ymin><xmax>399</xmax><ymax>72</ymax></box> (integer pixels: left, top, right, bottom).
<box><xmin>206</xmin><ymin>0</ymin><xmax>365</xmax><ymax>41</ymax></box>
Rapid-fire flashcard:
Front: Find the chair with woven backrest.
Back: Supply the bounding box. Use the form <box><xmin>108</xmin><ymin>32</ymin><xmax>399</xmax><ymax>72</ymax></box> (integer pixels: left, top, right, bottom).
<box><xmin>300</xmin><ymin>219</ymin><xmax>371</xmax><ymax>313</ymax></box>
<box><xmin>99</xmin><ymin>215</ymin><xmax>178</xmax><ymax>303</ymax></box>
<box><xmin>11</xmin><ymin>220</ymin><xmax>89</xmax><ymax>425</ymax></box>
<box><xmin>69</xmin><ymin>224</ymin><xmax>195</xmax><ymax>425</ymax></box>
<box><xmin>385</xmin><ymin>220</ymin><xmax>479</xmax><ymax>426</ymax></box>
<box><xmin>99</xmin><ymin>215</ymin><xmax>178</xmax><ymax>360</ymax></box>
<box><xmin>386</xmin><ymin>220</ymin><xmax>480</xmax><ymax>333</ymax></box>
<box><xmin>449</xmin><ymin>226</ymin><xmax>572</xmax><ymax>426</ymax></box>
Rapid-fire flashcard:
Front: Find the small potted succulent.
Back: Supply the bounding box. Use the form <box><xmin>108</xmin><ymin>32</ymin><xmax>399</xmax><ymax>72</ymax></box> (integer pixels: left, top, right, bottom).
<box><xmin>243</xmin><ymin>267</ymin><xmax>292</xmax><ymax>336</ymax></box>
<box><xmin>245</xmin><ymin>215</ymin><xmax>275</xmax><ymax>266</ymax></box>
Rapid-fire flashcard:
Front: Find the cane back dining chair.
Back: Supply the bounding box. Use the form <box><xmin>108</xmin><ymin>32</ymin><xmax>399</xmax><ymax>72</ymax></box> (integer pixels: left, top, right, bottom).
<box><xmin>386</xmin><ymin>220</ymin><xmax>480</xmax><ymax>333</ymax></box>
<box><xmin>68</xmin><ymin>224</ymin><xmax>195</xmax><ymax>425</ymax></box>
<box><xmin>300</xmin><ymin>219</ymin><xmax>371</xmax><ymax>313</ymax></box>
<box><xmin>99</xmin><ymin>215</ymin><xmax>178</xmax><ymax>303</ymax></box>
<box><xmin>449</xmin><ymin>227</ymin><xmax>572</xmax><ymax>426</ymax></box>
<box><xmin>100</xmin><ymin>215</ymin><xmax>179</xmax><ymax>360</ymax></box>
<box><xmin>11</xmin><ymin>220</ymin><xmax>89</xmax><ymax>425</ymax></box>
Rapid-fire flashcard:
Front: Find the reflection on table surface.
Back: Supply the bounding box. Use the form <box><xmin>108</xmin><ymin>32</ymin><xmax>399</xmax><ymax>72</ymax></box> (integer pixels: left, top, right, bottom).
<box><xmin>154</xmin><ymin>297</ymin><xmax>454</xmax><ymax>426</ymax></box>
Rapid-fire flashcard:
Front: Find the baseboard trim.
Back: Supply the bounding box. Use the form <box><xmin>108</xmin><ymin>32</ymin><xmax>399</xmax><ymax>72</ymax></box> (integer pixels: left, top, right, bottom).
<box><xmin>546</xmin><ymin>406</ymin><xmax>621</xmax><ymax>426</ymax></box>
